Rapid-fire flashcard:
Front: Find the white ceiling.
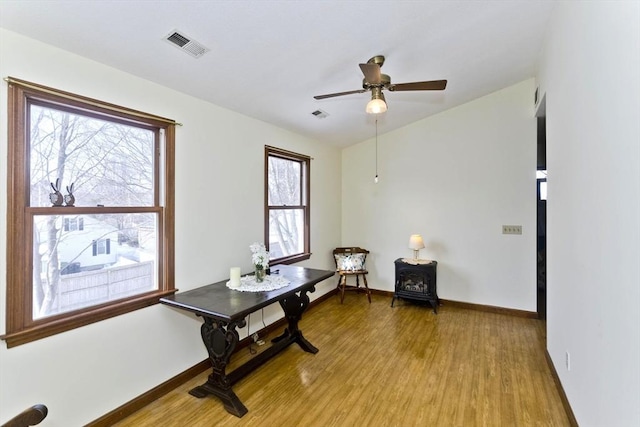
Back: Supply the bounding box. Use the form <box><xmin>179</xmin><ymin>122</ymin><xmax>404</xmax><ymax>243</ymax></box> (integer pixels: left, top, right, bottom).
<box><xmin>0</xmin><ymin>0</ymin><xmax>555</xmax><ymax>147</ymax></box>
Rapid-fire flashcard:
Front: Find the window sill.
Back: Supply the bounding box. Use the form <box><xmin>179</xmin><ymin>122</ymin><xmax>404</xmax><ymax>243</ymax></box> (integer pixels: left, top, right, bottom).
<box><xmin>1</xmin><ymin>289</ymin><xmax>176</xmax><ymax>349</ymax></box>
<box><xmin>271</xmin><ymin>252</ymin><xmax>311</xmax><ymax>266</ymax></box>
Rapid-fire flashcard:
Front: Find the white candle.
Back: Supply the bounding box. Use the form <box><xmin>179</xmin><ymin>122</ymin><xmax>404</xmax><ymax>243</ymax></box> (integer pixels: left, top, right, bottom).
<box><xmin>229</xmin><ymin>267</ymin><xmax>241</xmax><ymax>288</ymax></box>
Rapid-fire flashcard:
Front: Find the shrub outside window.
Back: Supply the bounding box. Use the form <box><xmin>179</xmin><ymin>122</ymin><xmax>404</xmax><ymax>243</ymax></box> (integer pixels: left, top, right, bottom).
<box><xmin>2</xmin><ymin>78</ymin><xmax>175</xmax><ymax>348</ymax></box>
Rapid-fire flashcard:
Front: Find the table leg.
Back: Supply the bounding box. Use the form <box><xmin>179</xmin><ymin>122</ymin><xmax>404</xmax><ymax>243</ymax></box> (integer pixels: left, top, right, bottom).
<box><xmin>189</xmin><ymin>317</ymin><xmax>249</xmax><ymax>417</ymax></box>
<box><xmin>274</xmin><ymin>286</ymin><xmax>319</xmax><ymax>354</ymax></box>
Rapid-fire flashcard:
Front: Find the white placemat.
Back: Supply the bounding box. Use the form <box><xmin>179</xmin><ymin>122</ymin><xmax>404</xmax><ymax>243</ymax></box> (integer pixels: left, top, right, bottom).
<box><xmin>226</xmin><ymin>274</ymin><xmax>291</xmax><ymax>292</ymax></box>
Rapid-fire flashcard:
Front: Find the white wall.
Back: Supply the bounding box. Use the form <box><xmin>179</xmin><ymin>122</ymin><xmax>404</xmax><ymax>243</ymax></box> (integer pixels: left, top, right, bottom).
<box><xmin>0</xmin><ymin>29</ymin><xmax>342</xmax><ymax>425</ymax></box>
<box><xmin>537</xmin><ymin>2</ymin><xmax>640</xmax><ymax>426</ymax></box>
<box><xmin>342</xmin><ymin>79</ymin><xmax>537</xmax><ymax>311</ymax></box>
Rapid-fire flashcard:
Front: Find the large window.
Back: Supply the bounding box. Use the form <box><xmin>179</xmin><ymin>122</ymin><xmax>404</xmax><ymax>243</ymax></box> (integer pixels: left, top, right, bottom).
<box><xmin>264</xmin><ymin>146</ymin><xmax>310</xmax><ymax>264</ymax></box>
<box><xmin>3</xmin><ymin>78</ymin><xmax>175</xmax><ymax>348</ymax></box>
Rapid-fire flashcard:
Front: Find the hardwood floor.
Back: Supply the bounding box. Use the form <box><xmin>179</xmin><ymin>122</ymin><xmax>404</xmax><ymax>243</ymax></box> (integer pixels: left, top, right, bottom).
<box><xmin>113</xmin><ymin>293</ymin><xmax>570</xmax><ymax>426</ymax></box>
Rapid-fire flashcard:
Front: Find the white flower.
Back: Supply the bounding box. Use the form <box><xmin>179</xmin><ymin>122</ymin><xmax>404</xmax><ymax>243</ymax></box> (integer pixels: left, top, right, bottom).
<box><xmin>250</xmin><ymin>242</ymin><xmax>269</xmax><ymax>268</ymax></box>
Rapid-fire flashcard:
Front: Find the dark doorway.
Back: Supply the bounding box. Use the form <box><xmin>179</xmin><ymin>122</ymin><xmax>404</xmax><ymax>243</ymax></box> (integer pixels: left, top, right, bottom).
<box><xmin>537</xmin><ymin>116</ymin><xmax>547</xmax><ymax>320</ymax></box>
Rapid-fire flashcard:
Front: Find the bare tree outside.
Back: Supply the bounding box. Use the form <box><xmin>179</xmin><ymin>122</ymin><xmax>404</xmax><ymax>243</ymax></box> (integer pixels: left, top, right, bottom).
<box><xmin>29</xmin><ymin>104</ymin><xmax>157</xmax><ymax>318</ymax></box>
<box><xmin>267</xmin><ymin>156</ymin><xmax>304</xmax><ymax>259</ymax></box>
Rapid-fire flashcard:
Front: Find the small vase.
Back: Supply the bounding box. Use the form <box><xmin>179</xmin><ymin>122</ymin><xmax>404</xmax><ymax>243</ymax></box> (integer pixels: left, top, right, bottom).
<box><xmin>255</xmin><ymin>266</ymin><xmax>266</xmax><ymax>283</ymax></box>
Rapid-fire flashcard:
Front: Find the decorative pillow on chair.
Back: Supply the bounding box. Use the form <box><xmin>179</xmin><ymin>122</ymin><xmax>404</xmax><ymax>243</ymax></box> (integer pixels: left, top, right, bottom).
<box><xmin>335</xmin><ymin>253</ymin><xmax>366</xmax><ymax>271</ymax></box>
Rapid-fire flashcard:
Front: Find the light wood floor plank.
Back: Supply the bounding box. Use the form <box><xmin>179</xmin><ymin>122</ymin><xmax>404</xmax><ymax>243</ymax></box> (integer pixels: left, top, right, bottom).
<box><xmin>113</xmin><ymin>294</ymin><xmax>570</xmax><ymax>426</ymax></box>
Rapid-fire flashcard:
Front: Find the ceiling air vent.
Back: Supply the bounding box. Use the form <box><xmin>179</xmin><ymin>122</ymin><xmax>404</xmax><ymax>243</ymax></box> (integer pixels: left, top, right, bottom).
<box><xmin>311</xmin><ymin>109</ymin><xmax>329</xmax><ymax>119</ymax></box>
<box><xmin>164</xmin><ymin>30</ymin><xmax>209</xmax><ymax>58</ymax></box>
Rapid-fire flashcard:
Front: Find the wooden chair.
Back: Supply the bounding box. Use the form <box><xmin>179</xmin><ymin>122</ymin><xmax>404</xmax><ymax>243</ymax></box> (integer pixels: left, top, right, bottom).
<box><xmin>1</xmin><ymin>404</ymin><xmax>48</xmax><ymax>427</ymax></box>
<box><xmin>333</xmin><ymin>247</ymin><xmax>371</xmax><ymax>304</ymax></box>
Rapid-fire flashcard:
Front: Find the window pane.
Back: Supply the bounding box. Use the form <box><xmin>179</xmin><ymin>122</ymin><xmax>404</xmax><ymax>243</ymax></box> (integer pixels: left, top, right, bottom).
<box><xmin>268</xmin><ymin>156</ymin><xmax>301</xmax><ymax>206</ymax></box>
<box><xmin>29</xmin><ymin>104</ymin><xmax>155</xmax><ymax>207</ymax></box>
<box><xmin>268</xmin><ymin>209</ymin><xmax>304</xmax><ymax>259</ymax></box>
<box><xmin>539</xmin><ymin>181</ymin><xmax>547</xmax><ymax>200</ymax></box>
<box><xmin>32</xmin><ymin>213</ymin><xmax>158</xmax><ymax>319</ymax></box>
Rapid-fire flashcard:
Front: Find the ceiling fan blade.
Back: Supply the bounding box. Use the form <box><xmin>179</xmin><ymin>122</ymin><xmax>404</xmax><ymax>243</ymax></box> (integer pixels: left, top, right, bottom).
<box><xmin>389</xmin><ymin>80</ymin><xmax>448</xmax><ymax>92</ymax></box>
<box><xmin>359</xmin><ymin>63</ymin><xmax>382</xmax><ymax>84</ymax></box>
<box><xmin>314</xmin><ymin>89</ymin><xmax>367</xmax><ymax>100</ymax></box>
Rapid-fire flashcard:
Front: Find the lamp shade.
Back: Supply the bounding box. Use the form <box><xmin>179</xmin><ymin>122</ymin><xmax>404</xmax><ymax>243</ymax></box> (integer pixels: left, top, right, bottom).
<box><xmin>408</xmin><ymin>234</ymin><xmax>425</xmax><ymax>250</ymax></box>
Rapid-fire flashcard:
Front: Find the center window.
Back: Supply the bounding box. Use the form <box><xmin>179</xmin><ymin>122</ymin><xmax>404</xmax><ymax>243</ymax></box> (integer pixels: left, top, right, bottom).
<box><xmin>264</xmin><ymin>146</ymin><xmax>311</xmax><ymax>264</ymax></box>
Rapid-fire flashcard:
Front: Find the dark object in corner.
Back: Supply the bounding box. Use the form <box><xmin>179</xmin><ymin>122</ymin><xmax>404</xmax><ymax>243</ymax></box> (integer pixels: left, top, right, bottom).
<box><xmin>392</xmin><ymin>258</ymin><xmax>439</xmax><ymax>313</ymax></box>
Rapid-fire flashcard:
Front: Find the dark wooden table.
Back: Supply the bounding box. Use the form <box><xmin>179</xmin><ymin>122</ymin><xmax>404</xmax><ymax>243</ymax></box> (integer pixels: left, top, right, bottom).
<box><xmin>160</xmin><ymin>265</ymin><xmax>334</xmax><ymax>417</ymax></box>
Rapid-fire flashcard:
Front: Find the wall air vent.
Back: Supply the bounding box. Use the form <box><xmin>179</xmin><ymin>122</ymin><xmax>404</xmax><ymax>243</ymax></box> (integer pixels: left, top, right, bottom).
<box><xmin>311</xmin><ymin>109</ymin><xmax>329</xmax><ymax>119</ymax></box>
<box><xmin>164</xmin><ymin>30</ymin><xmax>209</xmax><ymax>58</ymax></box>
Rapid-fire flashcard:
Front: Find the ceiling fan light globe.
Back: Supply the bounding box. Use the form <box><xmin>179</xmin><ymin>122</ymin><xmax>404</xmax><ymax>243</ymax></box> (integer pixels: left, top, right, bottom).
<box><xmin>366</xmin><ymin>98</ymin><xmax>387</xmax><ymax>114</ymax></box>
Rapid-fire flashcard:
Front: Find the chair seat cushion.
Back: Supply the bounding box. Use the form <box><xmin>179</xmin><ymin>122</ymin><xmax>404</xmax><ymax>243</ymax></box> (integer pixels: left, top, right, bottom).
<box><xmin>339</xmin><ymin>270</ymin><xmax>368</xmax><ymax>276</ymax></box>
<box><xmin>335</xmin><ymin>253</ymin><xmax>366</xmax><ymax>271</ymax></box>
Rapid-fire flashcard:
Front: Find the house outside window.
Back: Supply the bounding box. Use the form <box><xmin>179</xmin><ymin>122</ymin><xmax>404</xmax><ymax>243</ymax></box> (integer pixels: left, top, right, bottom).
<box><xmin>93</xmin><ymin>239</ymin><xmax>111</xmax><ymax>256</ymax></box>
<box><xmin>264</xmin><ymin>146</ymin><xmax>311</xmax><ymax>264</ymax></box>
<box><xmin>2</xmin><ymin>78</ymin><xmax>176</xmax><ymax>348</ymax></box>
<box><xmin>63</xmin><ymin>217</ymin><xmax>84</xmax><ymax>232</ymax></box>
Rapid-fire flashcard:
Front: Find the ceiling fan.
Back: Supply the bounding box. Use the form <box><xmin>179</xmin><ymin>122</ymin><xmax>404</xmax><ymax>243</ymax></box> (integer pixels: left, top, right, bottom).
<box><xmin>314</xmin><ymin>55</ymin><xmax>447</xmax><ymax>114</ymax></box>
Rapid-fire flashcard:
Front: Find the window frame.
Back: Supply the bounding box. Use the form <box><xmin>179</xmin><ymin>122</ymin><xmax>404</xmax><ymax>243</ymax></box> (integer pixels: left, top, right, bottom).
<box><xmin>2</xmin><ymin>78</ymin><xmax>176</xmax><ymax>348</ymax></box>
<box><xmin>264</xmin><ymin>146</ymin><xmax>311</xmax><ymax>265</ymax></box>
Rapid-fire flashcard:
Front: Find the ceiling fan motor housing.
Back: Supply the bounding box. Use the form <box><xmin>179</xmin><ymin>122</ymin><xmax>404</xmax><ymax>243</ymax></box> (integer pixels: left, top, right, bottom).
<box><xmin>368</xmin><ymin>55</ymin><xmax>385</xmax><ymax>66</ymax></box>
<box><xmin>363</xmin><ymin>74</ymin><xmax>391</xmax><ymax>90</ymax></box>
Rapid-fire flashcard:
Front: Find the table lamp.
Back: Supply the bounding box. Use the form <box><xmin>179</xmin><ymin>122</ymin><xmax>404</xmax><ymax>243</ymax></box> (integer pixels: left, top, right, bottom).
<box><xmin>408</xmin><ymin>234</ymin><xmax>425</xmax><ymax>260</ymax></box>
